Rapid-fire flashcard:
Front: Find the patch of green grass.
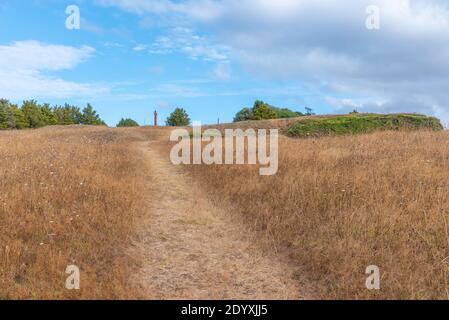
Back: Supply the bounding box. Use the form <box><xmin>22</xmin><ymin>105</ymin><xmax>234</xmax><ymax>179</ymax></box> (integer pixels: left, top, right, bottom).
<box><xmin>287</xmin><ymin>114</ymin><xmax>443</xmax><ymax>138</ymax></box>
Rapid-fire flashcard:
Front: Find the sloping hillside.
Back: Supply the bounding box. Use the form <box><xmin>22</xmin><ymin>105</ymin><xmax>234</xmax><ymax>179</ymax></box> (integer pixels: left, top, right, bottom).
<box><xmin>183</xmin><ymin>129</ymin><xmax>449</xmax><ymax>299</ymax></box>
<box><xmin>203</xmin><ymin>113</ymin><xmax>443</xmax><ymax>137</ymax></box>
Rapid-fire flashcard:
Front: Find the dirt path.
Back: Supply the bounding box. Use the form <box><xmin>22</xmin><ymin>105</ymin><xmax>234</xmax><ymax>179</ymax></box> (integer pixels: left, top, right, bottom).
<box><xmin>132</xmin><ymin>140</ymin><xmax>311</xmax><ymax>300</ymax></box>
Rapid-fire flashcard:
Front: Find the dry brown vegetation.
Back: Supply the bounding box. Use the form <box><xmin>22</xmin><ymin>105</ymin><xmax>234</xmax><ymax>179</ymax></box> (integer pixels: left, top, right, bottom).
<box><xmin>0</xmin><ymin>126</ymin><xmax>155</xmax><ymax>299</ymax></box>
<box><xmin>2</xmin><ymin>123</ymin><xmax>449</xmax><ymax>300</ymax></box>
<box><xmin>183</xmin><ymin>130</ymin><xmax>449</xmax><ymax>299</ymax></box>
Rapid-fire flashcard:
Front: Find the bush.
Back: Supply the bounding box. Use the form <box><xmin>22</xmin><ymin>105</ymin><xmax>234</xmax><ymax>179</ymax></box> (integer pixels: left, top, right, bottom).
<box><xmin>117</xmin><ymin>118</ymin><xmax>139</xmax><ymax>127</ymax></box>
<box><xmin>233</xmin><ymin>108</ymin><xmax>253</xmax><ymax>122</ymax></box>
<box><xmin>252</xmin><ymin>100</ymin><xmax>278</xmax><ymax>120</ymax></box>
<box><xmin>272</xmin><ymin>107</ymin><xmax>303</xmax><ymax>119</ymax></box>
<box><xmin>166</xmin><ymin>108</ymin><xmax>191</xmax><ymax>126</ymax></box>
<box><xmin>287</xmin><ymin>114</ymin><xmax>443</xmax><ymax>138</ymax></box>
<box><xmin>234</xmin><ymin>100</ymin><xmax>303</xmax><ymax>122</ymax></box>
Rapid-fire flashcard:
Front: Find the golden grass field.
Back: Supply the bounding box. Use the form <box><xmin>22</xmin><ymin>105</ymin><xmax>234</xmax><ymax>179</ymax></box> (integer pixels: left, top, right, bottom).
<box><xmin>184</xmin><ymin>130</ymin><xmax>449</xmax><ymax>299</ymax></box>
<box><xmin>1</xmin><ymin>125</ymin><xmax>449</xmax><ymax>299</ymax></box>
<box><xmin>0</xmin><ymin>126</ymin><xmax>152</xmax><ymax>299</ymax></box>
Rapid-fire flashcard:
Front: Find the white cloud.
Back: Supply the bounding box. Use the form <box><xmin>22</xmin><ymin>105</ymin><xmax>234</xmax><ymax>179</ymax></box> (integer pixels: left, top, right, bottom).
<box><xmin>0</xmin><ymin>41</ymin><xmax>109</xmax><ymax>100</ymax></box>
<box><xmin>96</xmin><ymin>0</ymin><xmax>223</xmax><ymax>21</ymax></box>
<box><xmin>133</xmin><ymin>44</ymin><xmax>148</xmax><ymax>51</ymax></box>
<box><xmin>213</xmin><ymin>0</ymin><xmax>449</xmax><ymax>120</ymax></box>
<box><xmin>149</xmin><ymin>83</ymin><xmax>205</xmax><ymax>98</ymax></box>
<box><xmin>0</xmin><ymin>41</ymin><xmax>94</xmax><ymax>72</ymax></box>
<box><xmin>145</xmin><ymin>27</ymin><xmax>230</xmax><ymax>62</ymax></box>
<box><xmin>98</xmin><ymin>0</ymin><xmax>449</xmax><ymax>121</ymax></box>
<box><xmin>148</xmin><ymin>36</ymin><xmax>174</xmax><ymax>54</ymax></box>
<box><xmin>212</xmin><ymin>62</ymin><xmax>231</xmax><ymax>81</ymax></box>
<box><xmin>103</xmin><ymin>41</ymin><xmax>124</xmax><ymax>48</ymax></box>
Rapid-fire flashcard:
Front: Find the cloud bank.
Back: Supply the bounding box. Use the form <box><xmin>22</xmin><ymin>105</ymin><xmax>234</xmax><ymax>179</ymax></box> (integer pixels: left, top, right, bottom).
<box><xmin>100</xmin><ymin>0</ymin><xmax>449</xmax><ymax>122</ymax></box>
<box><xmin>0</xmin><ymin>41</ymin><xmax>109</xmax><ymax>100</ymax></box>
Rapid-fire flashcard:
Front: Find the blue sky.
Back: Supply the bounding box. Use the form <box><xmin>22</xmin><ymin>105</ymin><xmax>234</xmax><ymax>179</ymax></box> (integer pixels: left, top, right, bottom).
<box><xmin>1</xmin><ymin>0</ymin><xmax>449</xmax><ymax>126</ymax></box>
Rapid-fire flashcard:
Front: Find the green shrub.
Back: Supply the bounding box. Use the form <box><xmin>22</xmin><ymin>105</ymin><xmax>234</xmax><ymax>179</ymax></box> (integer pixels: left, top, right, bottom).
<box><xmin>252</xmin><ymin>100</ymin><xmax>277</xmax><ymax>120</ymax></box>
<box><xmin>117</xmin><ymin>118</ymin><xmax>139</xmax><ymax>127</ymax></box>
<box><xmin>233</xmin><ymin>107</ymin><xmax>253</xmax><ymax>122</ymax></box>
<box><xmin>166</xmin><ymin>108</ymin><xmax>191</xmax><ymax>126</ymax></box>
<box><xmin>233</xmin><ymin>100</ymin><xmax>303</xmax><ymax>122</ymax></box>
<box><xmin>287</xmin><ymin>114</ymin><xmax>443</xmax><ymax>138</ymax></box>
<box><xmin>272</xmin><ymin>107</ymin><xmax>303</xmax><ymax>118</ymax></box>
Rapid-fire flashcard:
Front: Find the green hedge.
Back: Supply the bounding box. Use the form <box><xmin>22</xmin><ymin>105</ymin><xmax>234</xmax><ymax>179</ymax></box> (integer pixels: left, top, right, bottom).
<box><xmin>287</xmin><ymin>114</ymin><xmax>443</xmax><ymax>138</ymax></box>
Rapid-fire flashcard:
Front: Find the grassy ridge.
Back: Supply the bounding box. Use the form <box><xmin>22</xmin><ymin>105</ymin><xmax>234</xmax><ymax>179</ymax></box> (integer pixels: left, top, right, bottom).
<box><xmin>287</xmin><ymin>114</ymin><xmax>443</xmax><ymax>138</ymax></box>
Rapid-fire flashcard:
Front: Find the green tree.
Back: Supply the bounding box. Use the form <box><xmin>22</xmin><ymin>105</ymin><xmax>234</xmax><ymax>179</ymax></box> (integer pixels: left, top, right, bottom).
<box><xmin>41</xmin><ymin>103</ymin><xmax>57</xmax><ymax>125</ymax></box>
<box><xmin>233</xmin><ymin>101</ymin><xmax>303</xmax><ymax>122</ymax></box>
<box><xmin>305</xmin><ymin>107</ymin><xmax>314</xmax><ymax>116</ymax></box>
<box><xmin>233</xmin><ymin>107</ymin><xmax>253</xmax><ymax>122</ymax></box>
<box><xmin>0</xmin><ymin>99</ymin><xmax>29</xmax><ymax>129</ymax></box>
<box><xmin>165</xmin><ymin>108</ymin><xmax>191</xmax><ymax>126</ymax></box>
<box><xmin>4</xmin><ymin>105</ymin><xmax>17</xmax><ymax>129</ymax></box>
<box><xmin>1</xmin><ymin>99</ymin><xmax>107</xmax><ymax>130</ymax></box>
<box><xmin>0</xmin><ymin>99</ymin><xmax>9</xmax><ymax>129</ymax></box>
<box><xmin>117</xmin><ymin>118</ymin><xmax>139</xmax><ymax>127</ymax></box>
<box><xmin>22</xmin><ymin>100</ymin><xmax>47</xmax><ymax>128</ymax></box>
<box><xmin>251</xmin><ymin>100</ymin><xmax>277</xmax><ymax>120</ymax></box>
<box><xmin>54</xmin><ymin>104</ymin><xmax>83</xmax><ymax>125</ymax></box>
<box><xmin>11</xmin><ymin>105</ymin><xmax>29</xmax><ymax>129</ymax></box>
<box><xmin>81</xmin><ymin>103</ymin><xmax>105</xmax><ymax>125</ymax></box>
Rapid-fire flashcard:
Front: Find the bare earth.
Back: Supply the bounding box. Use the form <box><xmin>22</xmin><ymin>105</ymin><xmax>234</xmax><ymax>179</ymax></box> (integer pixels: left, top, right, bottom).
<box><xmin>131</xmin><ymin>140</ymin><xmax>311</xmax><ymax>300</ymax></box>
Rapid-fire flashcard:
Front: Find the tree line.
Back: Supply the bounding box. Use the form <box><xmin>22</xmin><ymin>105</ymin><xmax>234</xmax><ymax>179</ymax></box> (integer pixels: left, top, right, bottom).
<box><xmin>0</xmin><ymin>99</ymin><xmax>105</xmax><ymax>130</ymax></box>
<box><xmin>233</xmin><ymin>100</ymin><xmax>310</xmax><ymax>122</ymax></box>
<box><xmin>0</xmin><ymin>99</ymin><xmax>310</xmax><ymax>129</ymax></box>
<box><xmin>161</xmin><ymin>101</ymin><xmax>309</xmax><ymax>127</ymax></box>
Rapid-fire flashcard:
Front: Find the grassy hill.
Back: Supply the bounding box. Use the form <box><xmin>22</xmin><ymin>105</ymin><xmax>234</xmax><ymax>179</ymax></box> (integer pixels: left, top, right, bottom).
<box><xmin>287</xmin><ymin>113</ymin><xmax>443</xmax><ymax>138</ymax></box>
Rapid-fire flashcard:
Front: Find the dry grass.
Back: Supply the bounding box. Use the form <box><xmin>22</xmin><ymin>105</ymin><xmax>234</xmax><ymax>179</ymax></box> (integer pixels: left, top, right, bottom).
<box><xmin>183</xmin><ymin>130</ymin><xmax>449</xmax><ymax>299</ymax></box>
<box><xmin>0</xmin><ymin>126</ymin><xmax>149</xmax><ymax>299</ymax></box>
<box><xmin>3</xmin><ymin>124</ymin><xmax>449</xmax><ymax>300</ymax></box>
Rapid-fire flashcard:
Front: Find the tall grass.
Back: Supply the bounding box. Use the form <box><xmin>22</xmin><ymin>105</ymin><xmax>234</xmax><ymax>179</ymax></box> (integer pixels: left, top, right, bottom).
<box><xmin>184</xmin><ymin>130</ymin><xmax>449</xmax><ymax>299</ymax></box>
<box><xmin>3</xmin><ymin>125</ymin><xmax>448</xmax><ymax>299</ymax></box>
<box><xmin>0</xmin><ymin>126</ymin><xmax>146</xmax><ymax>299</ymax></box>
